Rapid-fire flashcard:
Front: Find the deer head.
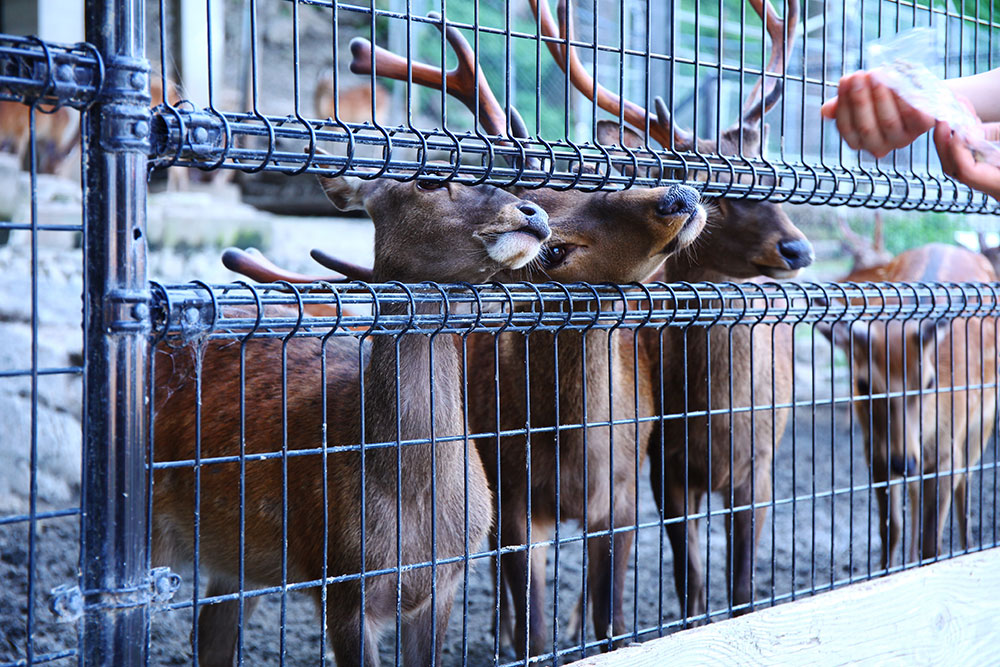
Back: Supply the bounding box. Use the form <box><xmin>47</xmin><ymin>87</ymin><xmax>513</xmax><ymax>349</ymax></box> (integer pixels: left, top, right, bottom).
<box><xmin>348</xmin><ymin>13</ymin><xmax>710</xmax><ymax>285</ymax></box>
<box><xmin>318</xmin><ymin>173</ymin><xmax>550</xmax><ymax>283</ymax></box>
<box><xmin>839</xmin><ymin>211</ymin><xmax>892</xmax><ymax>274</ymax></box>
<box><xmin>531</xmin><ymin>0</ymin><xmax>812</xmax><ymax>280</ymax></box>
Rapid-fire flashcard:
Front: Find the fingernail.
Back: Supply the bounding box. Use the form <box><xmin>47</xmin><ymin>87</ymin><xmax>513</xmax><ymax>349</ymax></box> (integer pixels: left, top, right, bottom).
<box><xmin>851</xmin><ymin>76</ymin><xmax>867</xmax><ymax>93</ymax></box>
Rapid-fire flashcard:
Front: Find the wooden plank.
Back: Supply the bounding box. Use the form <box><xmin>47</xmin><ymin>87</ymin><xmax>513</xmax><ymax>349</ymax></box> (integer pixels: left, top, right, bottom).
<box><xmin>569</xmin><ymin>548</ymin><xmax>1000</xmax><ymax>666</ymax></box>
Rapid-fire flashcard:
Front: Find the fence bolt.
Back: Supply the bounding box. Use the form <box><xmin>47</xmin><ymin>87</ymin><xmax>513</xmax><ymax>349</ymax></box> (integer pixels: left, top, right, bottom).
<box><xmin>132</xmin><ymin>302</ymin><xmax>149</xmax><ymax>320</ymax></box>
<box><xmin>56</xmin><ymin>63</ymin><xmax>74</xmax><ymax>82</ymax></box>
<box><xmin>192</xmin><ymin>126</ymin><xmax>208</xmax><ymax>144</ymax></box>
<box><xmin>132</xmin><ymin>120</ymin><xmax>149</xmax><ymax>138</ymax></box>
<box><xmin>49</xmin><ymin>584</ymin><xmax>84</xmax><ymax>623</ymax></box>
<box><xmin>130</xmin><ymin>70</ymin><xmax>146</xmax><ymax>89</ymax></box>
<box><xmin>149</xmin><ymin>567</ymin><xmax>182</xmax><ymax>603</ymax></box>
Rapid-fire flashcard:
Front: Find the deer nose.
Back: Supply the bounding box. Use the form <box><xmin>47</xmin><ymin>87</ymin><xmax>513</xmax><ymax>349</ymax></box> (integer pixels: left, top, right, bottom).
<box><xmin>656</xmin><ymin>185</ymin><xmax>700</xmax><ymax>218</ymax></box>
<box><xmin>778</xmin><ymin>239</ymin><xmax>815</xmax><ymax>270</ymax></box>
<box><xmin>516</xmin><ymin>202</ymin><xmax>551</xmax><ymax>241</ymax></box>
<box><xmin>890</xmin><ymin>454</ymin><xmax>919</xmax><ymax>477</ymax></box>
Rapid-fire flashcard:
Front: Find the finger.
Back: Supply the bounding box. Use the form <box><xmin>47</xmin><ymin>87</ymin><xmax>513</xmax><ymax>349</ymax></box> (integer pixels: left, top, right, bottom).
<box><xmin>847</xmin><ymin>73</ymin><xmax>890</xmax><ymax>157</ymax></box>
<box><xmin>870</xmin><ymin>81</ymin><xmax>912</xmax><ymax>150</ymax></box>
<box><xmin>983</xmin><ymin>122</ymin><xmax>1000</xmax><ymax>142</ymax></box>
<box><xmin>821</xmin><ymin>97</ymin><xmax>838</xmax><ymax>120</ymax></box>
<box><xmin>834</xmin><ymin>74</ymin><xmax>862</xmax><ymax>149</ymax></box>
<box><xmin>896</xmin><ymin>95</ymin><xmax>936</xmax><ymax>138</ymax></box>
<box><xmin>934</xmin><ymin>121</ymin><xmax>957</xmax><ymax>175</ymax></box>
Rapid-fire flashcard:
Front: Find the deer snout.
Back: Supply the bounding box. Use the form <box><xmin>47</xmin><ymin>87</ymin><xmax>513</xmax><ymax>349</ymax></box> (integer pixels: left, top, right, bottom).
<box><xmin>890</xmin><ymin>453</ymin><xmax>919</xmax><ymax>477</ymax></box>
<box><xmin>777</xmin><ymin>238</ymin><xmax>814</xmax><ymax>270</ymax></box>
<box><xmin>657</xmin><ymin>185</ymin><xmax>701</xmax><ymax>219</ymax></box>
<box><xmin>516</xmin><ymin>201</ymin><xmax>551</xmax><ymax>241</ymax></box>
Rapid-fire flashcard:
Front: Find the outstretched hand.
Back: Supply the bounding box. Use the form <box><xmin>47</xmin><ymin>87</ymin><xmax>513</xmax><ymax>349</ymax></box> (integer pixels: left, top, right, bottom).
<box><xmin>934</xmin><ymin>120</ymin><xmax>1000</xmax><ymax>200</ymax></box>
<box><xmin>820</xmin><ymin>71</ymin><xmax>935</xmax><ymax>158</ymax></box>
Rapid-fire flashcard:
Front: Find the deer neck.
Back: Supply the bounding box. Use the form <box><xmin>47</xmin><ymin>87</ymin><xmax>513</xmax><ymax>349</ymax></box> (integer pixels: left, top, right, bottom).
<box><xmin>363</xmin><ymin>300</ymin><xmax>463</xmax><ymax>475</ymax></box>
<box><xmin>660</xmin><ymin>250</ymin><xmax>732</xmax><ymax>283</ymax></box>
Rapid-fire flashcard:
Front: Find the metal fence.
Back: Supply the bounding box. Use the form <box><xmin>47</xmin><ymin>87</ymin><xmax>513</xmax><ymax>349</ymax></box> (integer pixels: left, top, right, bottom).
<box><xmin>0</xmin><ymin>0</ymin><xmax>999</xmax><ymax>666</ymax></box>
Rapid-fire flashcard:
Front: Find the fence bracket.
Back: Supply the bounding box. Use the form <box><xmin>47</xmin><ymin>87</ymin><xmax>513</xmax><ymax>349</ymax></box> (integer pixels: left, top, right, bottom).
<box><xmin>106</xmin><ymin>288</ymin><xmax>152</xmax><ymax>335</ymax></box>
<box><xmin>151</xmin><ymin>107</ymin><xmax>226</xmax><ymax>165</ymax></box>
<box><xmin>99</xmin><ymin>55</ymin><xmax>151</xmax><ymax>154</ymax></box>
<box><xmin>49</xmin><ymin>568</ymin><xmax>181</xmax><ymax>624</ymax></box>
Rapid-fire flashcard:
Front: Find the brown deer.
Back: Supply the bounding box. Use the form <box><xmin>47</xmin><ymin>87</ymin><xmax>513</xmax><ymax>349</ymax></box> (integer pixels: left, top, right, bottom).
<box><xmin>977</xmin><ymin>231</ymin><xmax>1000</xmax><ymax>277</ymax></box>
<box><xmin>152</xmin><ymin>174</ymin><xmax>551</xmax><ymax>666</ymax></box>
<box><xmin>819</xmin><ymin>244</ymin><xmax>998</xmax><ymax>569</ymax></box>
<box><xmin>839</xmin><ymin>211</ymin><xmax>892</xmax><ymax>274</ymax></box>
<box><xmin>528</xmin><ymin>0</ymin><xmax>808</xmax><ymax>625</ymax></box>
<box><xmin>349</xmin><ymin>14</ymin><xmax>708</xmax><ymax>656</ymax></box>
<box><xmin>314</xmin><ymin>73</ymin><xmax>391</xmax><ymax>126</ymax></box>
<box><xmin>0</xmin><ymin>100</ymin><xmax>77</xmax><ymax>174</ymax></box>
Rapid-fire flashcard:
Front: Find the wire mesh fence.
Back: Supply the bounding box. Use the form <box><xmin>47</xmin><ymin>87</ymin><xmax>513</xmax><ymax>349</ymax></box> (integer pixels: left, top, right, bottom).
<box><xmin>1</xmin><ymin>0</ymin><xmax>999</xmax><ymax>666</ymax></box>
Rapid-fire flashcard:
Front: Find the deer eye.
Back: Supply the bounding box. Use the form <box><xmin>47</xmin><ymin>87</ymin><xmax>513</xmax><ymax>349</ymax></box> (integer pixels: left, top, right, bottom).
<box><xmin>924</xmin><ymin>375</ymin><xmax>935</xmax><ymax>390</ymax></box>
<box><xmin>416</xmin><ymin>179</ymin><xmax>445</xmax><ymax>191</ymax></box>
<box><xmin>856</xmin><ymin>379</ymin><xmax>871</xmax><ymax>396</ymax></box>
<box><xmin>540</xmin><ymin>244</ymin><xmax>571</xmax><ymax>268</ymax></box>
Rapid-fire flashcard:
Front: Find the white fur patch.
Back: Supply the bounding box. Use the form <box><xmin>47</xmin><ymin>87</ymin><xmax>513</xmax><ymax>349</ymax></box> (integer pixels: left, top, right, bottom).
<box><xmin>488</xmin><ymin>231</ymin><xmax>542</xmax><ymax>269</ymax></box>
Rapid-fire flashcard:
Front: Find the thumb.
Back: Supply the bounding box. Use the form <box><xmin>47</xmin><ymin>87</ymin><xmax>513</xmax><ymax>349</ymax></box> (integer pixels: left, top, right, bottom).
<box><xmin>820</xmin><ymin>97</ymin><xmax>838</xmax><ymax>119</ymax></box>
<box><xmin>983</xmin><ymin>122</ymin><xmax>1000</xmax><ymax>143</ymax></box>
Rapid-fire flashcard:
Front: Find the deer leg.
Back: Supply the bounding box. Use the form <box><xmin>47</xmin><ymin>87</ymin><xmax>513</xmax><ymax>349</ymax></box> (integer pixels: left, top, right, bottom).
<box><xmin>586</xmin><ymin>519</ymin><xmax>634</xmax><ymax>651</ymax></box>
<box><xmin>662</xmin><ymin>483</ymin><xmax>705</xmax><ymax>623</ymax></box>
<box><xmin>328</xmin><ymin>607</ymin><xmax>380</xmax><ymax>667</ymax></box>
<box><xmin>402</xmin><ymin>586</ymin><xmax>455</xmax><ymax>667</ymax></box>
<box><xmin>727</xmin><ymin>477</ymin><xmax>770</xmax><ymax>617</ymax></box>
<box><xmin>953</xmin><ymin>473</ymin><xmax>970</xmax><ymax>550</ymax></box>
<box><xmin>647</xmin><ymin>422</ymin><xmax>666</xmax><ymax>516</ymax></box>
<box><xmin>195</xmin><ymin>576</ymin><xmax>261</xmax><ymax>667</ymax></box>
<box><xmin>873</xmin><ymin>461</ymin><xmax>900</xmax><ymax>570</ymax></box>
<box><xmin>499</xmin><ymin>505</ymin><xmax>547</xmax><ymax>658</ymax></box>
<box><xmin>920</xmin><ymin>469</ymin><xmax>953</xmax><ymax>560</ymax></box>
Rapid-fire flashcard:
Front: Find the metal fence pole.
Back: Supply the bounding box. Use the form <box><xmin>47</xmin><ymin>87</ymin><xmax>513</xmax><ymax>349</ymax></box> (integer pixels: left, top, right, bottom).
<box><xmin>80</xmin><ymin>0</ymin><xmax>151</xmax><ymax>664</ymax></box>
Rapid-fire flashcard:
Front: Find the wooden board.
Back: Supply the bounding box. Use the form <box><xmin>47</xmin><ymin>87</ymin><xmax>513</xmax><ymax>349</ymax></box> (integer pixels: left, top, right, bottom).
<box><xmin>569</xmin><ymin>548</ymin><xmax>1000</xmax><ymax>666</ymax></box>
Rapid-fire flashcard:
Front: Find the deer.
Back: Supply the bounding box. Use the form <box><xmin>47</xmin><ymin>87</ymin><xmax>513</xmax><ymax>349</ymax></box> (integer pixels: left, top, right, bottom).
<box><xmin>523</xmin><ymin>0</ymin><xmax>809</xmax><ymax>624</ymax></box>
<box><xmin>348</xmin><ymin>16</ymin><xmax>707</xmax><ymax>656</ymax></box>
<box><xmin>977</xmin><ymin>231</ymin><xmax>1000</xmax><ymax>277</ymax></box>
<box><xmin>351</xmin><ymin>0</ymin><xmax>806</xmax><ymax>647</ymax></box>
<box><xmin>839</xmin><ymin>211</ymin><xmax>892</xmax><ymax>275</ymax></box>
<box><xmin>819</xmin><ymin>243</ymin><xmax>998</xmax><ymax>569</ymax></box>
<box><xmin>314</xmin><ymin>73</ymin><xmax>391</xmax><ymax>127</ymax></box>
<box><xmin>151</xmin><ymin>171</ymin><xmax>551</xmax><ymax>666</ymax></box>
<box><xmin>0</xmin><ymin>100</ymin><xmax>78</xmax><ymax>175</ymax></box>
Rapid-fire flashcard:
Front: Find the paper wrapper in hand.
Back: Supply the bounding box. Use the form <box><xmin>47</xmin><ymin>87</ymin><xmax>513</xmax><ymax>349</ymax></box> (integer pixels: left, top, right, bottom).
<box><xmin>867</xmin><ymin>27</ymin><xmax>1000</xmax><ymax>166</ymax></box>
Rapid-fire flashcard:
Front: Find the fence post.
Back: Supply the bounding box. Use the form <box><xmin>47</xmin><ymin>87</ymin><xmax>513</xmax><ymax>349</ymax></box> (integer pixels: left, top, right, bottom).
<box><xmin>80</xmin><ymin>0</ymin><xmax>151</xmax><ymax>664</ymax></box>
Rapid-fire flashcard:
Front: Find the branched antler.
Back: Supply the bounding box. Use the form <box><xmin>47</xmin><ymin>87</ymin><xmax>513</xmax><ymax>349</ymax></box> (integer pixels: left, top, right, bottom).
<box><xmin>348</xmin><ymin>12</ymin><xmax>528</xmax><ymax>140</ymax></box>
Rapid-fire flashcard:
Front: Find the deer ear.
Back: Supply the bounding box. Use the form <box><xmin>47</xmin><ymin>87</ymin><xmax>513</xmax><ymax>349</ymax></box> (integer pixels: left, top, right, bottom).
<box><xmin>596</xmin><ymin>120</ymin><xmax>645</xmax><ymax>150</ymax></box>
<box><xmin>817</xmin><ymin>320</ymin><xmax>868</xmax><ymax>352</ymax></box>
<box><xmin>917</xmin><ymin>318</ymin><xmax>951</xmax><ymax>347</ymax></box>
<box><xmin>317</xmin><ymin>175</ymin><xmax>366</xmax><ymax>212</ymax></box>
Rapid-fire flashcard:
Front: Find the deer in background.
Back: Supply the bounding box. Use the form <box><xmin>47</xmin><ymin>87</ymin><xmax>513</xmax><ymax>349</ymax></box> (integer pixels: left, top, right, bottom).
<box><xmin>530</xmin><ymin>0</ymin><xmax>809</xmax><ymax>623</ymax></box>
<box><xmin>314</xmin><ymin>72</ymin><xmax>391</xmax><ymax>127</ymax></box>
<box><xmin>820</xmin><ymin>243</ymin><xmax>998</xmax><ymax>568</ymax></box>
<box><xmin>977</xmin><ymin>231</ymin><xmax>1000</xmax><ymax>277</ymax></box>
<box><xmin>152</xmin><ymin>173</ymin><xmax>550</xmax><ymax>666</ymax></box>
<box><xmin>839</xmin><ymin>210</ymin><xmax>892</xmax><ymax>276</ymax></box>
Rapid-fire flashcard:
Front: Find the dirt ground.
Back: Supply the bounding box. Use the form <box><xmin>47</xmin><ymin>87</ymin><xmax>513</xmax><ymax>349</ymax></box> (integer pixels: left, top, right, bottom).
<box><xmin>2</xmin><ymin>402</ymin><xmax>996</xmax><ymax>666</ymax></box>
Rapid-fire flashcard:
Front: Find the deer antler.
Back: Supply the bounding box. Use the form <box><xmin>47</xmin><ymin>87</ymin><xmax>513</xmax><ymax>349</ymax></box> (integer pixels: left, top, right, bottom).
<box><xmin>529</xmin><ymin>0</ymin><xmax>693</xmax><ymax>150</ymax></box>
<box><xmin>837</xmin><ymin>211</ymin><xmax>892</xmax><ymax>273</ymax></box>
<box><xmin>310</xmin><ymin>248</ymin><xmax>375</xmax><ymax>282</ymax></box>
<box><xmin>533</xmin><ymin>0</ymin><xmax>799</xmax><ymax>143</ymax></box>
<box><xmin>741</xmin><ymin>0</ymin><xmax>799</xmax><ymax>125</ymax></box>
<box><xmin>348</xmin><ymin>12</ymin><xmax>528</xmax><ymax>140</ymax></box>
<box><xmin>222</xmin><ymin>247</ymin><xmax>353</xmax><ymax>284</ymax></box>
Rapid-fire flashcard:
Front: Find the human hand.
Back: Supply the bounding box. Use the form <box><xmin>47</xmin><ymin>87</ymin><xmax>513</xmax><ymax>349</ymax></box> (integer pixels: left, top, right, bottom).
<box><xmin>933</xmin><ymin>120</ymin><xmax>1000</xmax><ymax>200</ymax></box>
<box><xmin>820</xmin><ymin>71</ymin><xmax>936</xmax><ymax>158</ymax></box>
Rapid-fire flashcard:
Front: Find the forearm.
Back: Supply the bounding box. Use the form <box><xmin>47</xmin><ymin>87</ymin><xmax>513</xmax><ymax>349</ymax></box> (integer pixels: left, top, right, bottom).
<box><xmin>945</xmin><ymin>68</ymin><xmax>1000</xmax><ymax>122</ymax></box>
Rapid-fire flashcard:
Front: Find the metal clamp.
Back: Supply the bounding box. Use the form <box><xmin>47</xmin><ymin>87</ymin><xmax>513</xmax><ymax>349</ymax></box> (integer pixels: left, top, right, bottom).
<box><xmin>99</xmin><ymin>55</ymin><xmax>151</xmax><ymax>154</ymax></box>
<box><xmin>105</xmin><ymin>288</ymin><xmax>153</xmax><ymax>335</ymax></box>
<box><xmin>150</xmin><ymin>107</ymin><xmax>226</xmax><ymax>164</ymax></box>
<box><xmin>49</xmin><ymin>568</ymin><xmax>181</xmax><ymax>623</ymax></box>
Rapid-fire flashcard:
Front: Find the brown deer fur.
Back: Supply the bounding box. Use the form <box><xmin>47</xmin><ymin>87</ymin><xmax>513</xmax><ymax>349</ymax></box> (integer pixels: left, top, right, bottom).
<box><xmin>820</xmin><ymin>243</ymin><xmax>998</xmax><ymax>568</ymax></box>
<box><xmin>152</xmin><ymin>177</ymin><xmax>550</xmax><ymax>666</ymax></box>
<box><xmin>469</xmin><ymin>182</ymin><xmax>707</xmax><ymax>655</ymax></box>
